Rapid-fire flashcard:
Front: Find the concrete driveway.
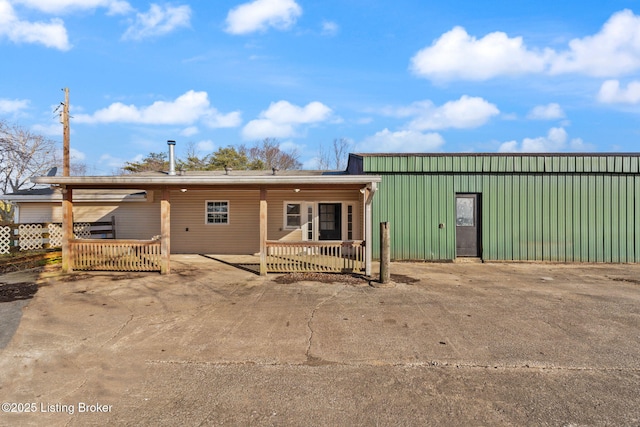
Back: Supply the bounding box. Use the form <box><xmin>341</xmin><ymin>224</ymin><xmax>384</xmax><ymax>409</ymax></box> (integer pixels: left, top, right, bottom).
<box><xmin>0</xmin><ymin>255</ymin><xmax>639</xmax><ymax>426</ymax></box>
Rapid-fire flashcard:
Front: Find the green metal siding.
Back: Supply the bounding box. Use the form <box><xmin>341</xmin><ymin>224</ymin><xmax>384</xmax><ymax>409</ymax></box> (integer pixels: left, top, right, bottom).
<box><xmin>361</xmin><ymin>154</ymin><xmax>640</xmax><ymax>262</ymax></box>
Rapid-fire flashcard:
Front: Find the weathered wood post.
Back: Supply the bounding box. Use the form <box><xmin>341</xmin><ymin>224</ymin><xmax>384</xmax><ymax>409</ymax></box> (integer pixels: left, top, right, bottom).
<box><xmin>259</xmin><ymin>187</ymin><xmax>268</xmax><ymax>276</ymax></box>
<box><xmin>160</xmin><ymin>187</ymin><xmax>170</xmax><ymax>274</ymax></box>
<box><xmin>62</xmin><ymin>187</ymin><xmax>73</xmax><ymax>273</ymax></box>
<box><xmin>380</xmin><ymin>221</ymin><xmax>390</xmax><ymax>284</ymax></box>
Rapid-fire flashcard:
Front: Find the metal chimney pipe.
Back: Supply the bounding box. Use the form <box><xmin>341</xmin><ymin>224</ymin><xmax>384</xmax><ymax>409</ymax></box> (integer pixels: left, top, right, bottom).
<box><xmin>167</xmin><ymin>140</ymin><xmax>176</xmax><ymax>176</ymax></box>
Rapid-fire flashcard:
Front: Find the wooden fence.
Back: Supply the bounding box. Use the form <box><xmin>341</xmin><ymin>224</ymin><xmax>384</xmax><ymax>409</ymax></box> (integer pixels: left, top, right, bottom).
<box><xmin>266</xmin><ymin>240</ymin><xmax>364</xmax><ymax>273</ymax></box>
<box><xmin>0</xmin><ymin>218</ymin><xmax>116</xmax><ymax>255</ymax></box>
<box><xmin>69</xmin><ymin>239</ymin><xmax>161</xmax><ymax>272</ymax></box>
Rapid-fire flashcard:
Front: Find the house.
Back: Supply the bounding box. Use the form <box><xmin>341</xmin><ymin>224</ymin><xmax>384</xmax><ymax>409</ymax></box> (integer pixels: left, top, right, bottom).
<box><xmin>348</xmin><ymin>152</ymin><xmax>640</xmax><ymax>263</ymax></box>
<box><xmin>21</xmin><ymin>150</ymin><xmax>381</xmax><ymax>275</ymax></box>
<box><xmin>9</xmin><ymin>150</ymin><xmax>640</xmax><ymax>274</ymax></box>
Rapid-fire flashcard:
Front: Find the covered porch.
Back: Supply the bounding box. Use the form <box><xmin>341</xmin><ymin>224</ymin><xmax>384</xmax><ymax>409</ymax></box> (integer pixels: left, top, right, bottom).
<box><xmin>32</xmin><ymin>172</ymin><xmax>381</xmax><ymax>276</ymax></box>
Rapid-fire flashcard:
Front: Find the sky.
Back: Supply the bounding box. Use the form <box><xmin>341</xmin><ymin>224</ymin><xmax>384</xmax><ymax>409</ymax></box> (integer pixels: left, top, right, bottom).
<box><xmin>2</xmin><ymin>0</ymin><xmax>640</xmax><ymax>174</ymax></box>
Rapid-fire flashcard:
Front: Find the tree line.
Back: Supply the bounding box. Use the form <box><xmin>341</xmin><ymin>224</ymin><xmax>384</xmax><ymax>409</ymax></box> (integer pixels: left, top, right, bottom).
<box><xmin>123</xmin><ymin>138</ymin><xmax>303</xmax><ymax>173</ymax></box>
<box><xmin>123</xmin><ymin>137</ymin><xmax>352</xmax><ymax>174</ymax></box>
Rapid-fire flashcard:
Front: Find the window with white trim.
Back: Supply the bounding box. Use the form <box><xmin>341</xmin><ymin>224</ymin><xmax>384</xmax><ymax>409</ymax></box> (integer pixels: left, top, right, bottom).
<box><xmin>307</xmin><ymin>205</ymin><xmax>314</xmax><ymax>240</ymax></box>
<box><xmin>347</xmin><ymin>204</ymin><xmax>353</xmax><ymax>240</ymax></box>
<box><xmin>285</xmin><ymin>203</ymin><xmax>301</xmax><ymax>229</ymax></box>
<box><xmin>205</xmin><ymin>201</ymin><xmax>229</xmax><ymax>224</ymax></box>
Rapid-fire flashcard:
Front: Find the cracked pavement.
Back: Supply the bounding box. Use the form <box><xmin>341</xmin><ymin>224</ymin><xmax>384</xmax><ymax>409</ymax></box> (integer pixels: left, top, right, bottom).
<box><xmin>0</xmin><ymin>255</ymin><xmax>639</xmax><ymax>426</ymax></box>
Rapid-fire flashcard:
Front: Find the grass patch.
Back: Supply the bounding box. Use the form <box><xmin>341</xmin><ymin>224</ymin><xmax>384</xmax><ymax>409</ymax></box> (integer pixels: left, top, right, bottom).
<box><xmin>0</xmin><ymin>249</ymin><xmax>62</xmax><ymax>273</ymax></box>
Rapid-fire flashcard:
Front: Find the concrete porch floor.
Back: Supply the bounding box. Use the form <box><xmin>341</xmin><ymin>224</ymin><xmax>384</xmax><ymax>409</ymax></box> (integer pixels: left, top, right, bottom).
<box><xmin>198</xmin><ymin>254</ymin><xmax>262</xmax><ymax>274</ymax></box>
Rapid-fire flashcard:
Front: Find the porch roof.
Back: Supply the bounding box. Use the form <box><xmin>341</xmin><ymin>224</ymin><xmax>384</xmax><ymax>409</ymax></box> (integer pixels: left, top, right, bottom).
<box><xmin>2</xmin><ymin>188</ymin><xmax>147</xmax><ymax>202</ymax></box>
<box><xmin>31</xmin><ymin>170</ymin><xmax>381</xmax><ymax>189</ymax></box>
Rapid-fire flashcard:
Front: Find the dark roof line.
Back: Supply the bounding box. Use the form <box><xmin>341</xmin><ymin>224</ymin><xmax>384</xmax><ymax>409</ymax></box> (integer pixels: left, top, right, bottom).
<box><xmin>351</xmin><ymin>152</ymin><xmax>640</xmax><ymax>158</ymax></box>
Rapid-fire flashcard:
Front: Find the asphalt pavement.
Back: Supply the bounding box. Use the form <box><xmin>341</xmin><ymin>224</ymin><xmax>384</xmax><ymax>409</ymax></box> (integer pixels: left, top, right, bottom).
<box><xmin>0</xmin><ymin>256</ymin><xmax>639</xmax><ymax>426</ymax></box>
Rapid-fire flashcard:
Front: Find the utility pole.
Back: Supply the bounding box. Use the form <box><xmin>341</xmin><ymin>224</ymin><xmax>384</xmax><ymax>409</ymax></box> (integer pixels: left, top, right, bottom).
<box><xmin>61</xmin><ymin>87</ymin><xmax>70</xmax><ymax>176</ymax></box>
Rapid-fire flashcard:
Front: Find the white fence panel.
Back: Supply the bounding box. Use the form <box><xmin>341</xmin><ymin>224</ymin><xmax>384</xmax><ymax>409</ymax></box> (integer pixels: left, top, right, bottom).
<box><xmin>18</xmin><ymin>224</ymin><xmax>43</xmax><ymax>251</ymax></box>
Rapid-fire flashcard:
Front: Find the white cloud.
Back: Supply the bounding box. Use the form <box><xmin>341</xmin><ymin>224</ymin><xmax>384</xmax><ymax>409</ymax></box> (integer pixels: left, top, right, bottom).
<box><xmin>195</xmin><ymin>140</ymin><xmax>214</xmax><ymax>152</ymax></box>
<box><xmin>382</xmin><ymin>96</ymin><xmax>499</xmax><ymax>131</ymax></box>
<box><xmin>262</xmin><ymin>100</ymin><xmax>331</xmax><ymax>124</ymax></box>
<box><xmin>356</xmin><ymin>129</ymin><xmax>445</xmax><ymax>153</ymax></box>
<box><xmin>411</xmin><ymin>9</ymin><xmax>640</xmax><ymax>82</ymax></box>
<box><xmin>12</xmin><ymin>0</ymin><xmax>132</xmax><ymax>15</ymax></box>
<box><xmin>527</xmin><ymin>103</ymin><xmax>565</xmax><ymax>120</ymax></box>
<box><xmin>243</xmin><ymin>120</ymin><xmax>293</xmax><ymax>140</ymax></box>
<box><xmin>180</xmin><ymin>126</ymin><xmax>199</xmax><ymax>137</ymax></box>
<box><xmin>242</xmin><ymin>100</ymin><xmax>332</xmax><ymax>140</ymax></box>
<box><xmin>321</xmin><ymin>20</ymin><xmax>338</xmax><ymax>36</ymax></box>
<box><xmin>0</xmin><ymin>98</ymin><xmax>29</xmax><ymax>114</ymax></box>
<box><xmin>597</xmin><ymin>79</ymin><xmax>640</xmax><ymax>104</ymax></box>
<box><xmin>32</xmin><ymin>122</ymin><xmax>62</xmax><ymax>136</ymax></box>
<box><xmin>74</xmin><ymin>90</ymin><xmax>242</xmax><ymax>128</ymax></box>
<box><xmin>410</xmin><ymin>96</ymin><xmax>499</xmax><ymax>130</ymax></box>
<box><xmin>205</xmin><ymin>111</ymin><xmax>242</xmax><ymax>128</ymax></box>
<box><xmin>498</xmin><ymin>127</ymin><xmax>593</xmax><ymax>152</ymax></box>
<box><xmin>122</xmin><ymin>3</ymin><xmax>191</xmax><ymax>40</ymax></box>
<box><xmin>225</xmin><ymin>0</ymin><xmax>302</xmax><ymax>35</ymax></box>
<box><xmin>410</xmin><ymin>26</ymin><xmax>549</xmax><ymax>81</ymax></box>
<box><xmin>0</xmin><ymin>0</ymin><xmax>70</xmax><ymax>50</ymax></box>
<box><xmin>550</xmin><ymin>9</ymin><xmax>640</xmax><ymax>77</ymax></box>
<box><xmin>70</xmin><ymin>147</ymin><xmax>85</xmax><ymax>161</ymax></box>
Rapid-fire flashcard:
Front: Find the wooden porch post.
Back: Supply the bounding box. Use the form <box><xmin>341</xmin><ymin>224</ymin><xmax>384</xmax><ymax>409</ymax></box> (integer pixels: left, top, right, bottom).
<box><xmin>161</xmin><ymin>187</ymin><xmax>171</xmax><ymax>274</ymax></box>
<box><xmin>61</xmin><ymin>186</ymin><xmax>73</xmax><ymax>273</ymax></box>
<box><xmin>364</xmin><ymin>183</ymin><xmax>376</xmax><ymax>277</ymax></box>
<box><xmin>259</xmin><ymin>187</ymin><xmax>267</xmax><ymax>276</ymax></box>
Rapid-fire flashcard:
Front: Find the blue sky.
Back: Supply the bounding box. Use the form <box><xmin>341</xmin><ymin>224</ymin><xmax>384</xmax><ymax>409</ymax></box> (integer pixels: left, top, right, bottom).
<box><xmin>2</xmin><ymin>0</ymin><xmax>640</xmax><ymax>173</ymax></box>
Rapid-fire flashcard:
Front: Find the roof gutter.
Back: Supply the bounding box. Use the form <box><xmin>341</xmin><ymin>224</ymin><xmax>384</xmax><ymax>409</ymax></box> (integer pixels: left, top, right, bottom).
<box><xmin>31</xmin><ymin>175</ymin><xmax>382</xmax><ymax>187</ymax></box>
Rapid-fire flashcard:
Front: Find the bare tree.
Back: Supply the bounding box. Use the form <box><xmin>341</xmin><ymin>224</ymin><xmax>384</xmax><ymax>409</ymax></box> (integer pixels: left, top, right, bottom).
<box><xmin>317</xmin><ymin>138</ymin><xmax>353</xmax><ymax>170</ymax></box>
<box><xmin>121</xmin><ymin>152</ymin><xmax>168</xmax><ymax>174</ymax></box>
<box><xmin>331</xmin><ymin>137</ymin><xmax>351</xmax><ymax>170</ymax></box>
<box><xmin>70</xmin><ymin>162</ymin><xmax>88</xmax><ymax>176</ymax></box>
<box><xmin>0</xmin><ymin>120</ymin><xmax>60</xmax><ymax>222</ymax></box>
<box><xmin>242</xmin><ymin>138</ymin><xmax>302</xmax><ymax>170</ymax></box>
<box><xmin>177</xmin><ymin>142</ymin><xmax>209</xmax><ymax>171</ymax></box>
<box><xmin>0</xmin><ymin>121</ymin><xmax>59</xmax><ymax>194</ymax></box>
<box><xmin>316</xmin><ymin>143</ymin><xmax>331</xmax><ymax>170</ymax></box>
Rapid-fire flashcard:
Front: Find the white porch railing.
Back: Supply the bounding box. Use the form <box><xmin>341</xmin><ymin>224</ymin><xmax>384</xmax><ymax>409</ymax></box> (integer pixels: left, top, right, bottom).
<box><xmin>265</xmin><ymin>240</ymin><xmax>364</xmax><ymax>273</ymax></box>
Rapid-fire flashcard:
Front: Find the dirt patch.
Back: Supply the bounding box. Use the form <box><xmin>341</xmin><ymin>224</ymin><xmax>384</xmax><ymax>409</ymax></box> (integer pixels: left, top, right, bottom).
<box><xmin>58</xmin><ymin>273</ymin><xmax>96</xmax><ymax>282</ymax></box>
<box><xmin>611</xmin><ymin>277</ymin><xmax>640</xmax><ymax>285</ymax></box>
<box><xmin>274</xmin><ymin>272</ymin><xmax>369</xmax><ymax>285</ymax></box>
<box><xmin>386</xmin><ymin>273</ymin><xmax>421</xmax><ymax>284</ymax></box>
<box><xmin>273</xmin><ymin>272</ymin><xmax>421</xmax><ymax>286</ymax></box>
<box><xmin>0</xmin><ymin>282</ymin><xmax>39</xmax><ymax>303</ymax></box>
<box><xmin>110</xmin><ymin>273</ymin><xmax>146</xmax><ymax>281</ymax></box>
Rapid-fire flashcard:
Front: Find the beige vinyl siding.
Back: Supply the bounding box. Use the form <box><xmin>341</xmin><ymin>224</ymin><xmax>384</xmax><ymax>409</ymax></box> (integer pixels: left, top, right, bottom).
<box><xmin>17</xmin><ymin>201</ymin><xmax>161</xmax><ymax>241</ymax></box>
<box><xmin>17</xmin><ymin>203</ymin><xmax>61</xmax><ymax>223</ymax></box>
<box><xmin>16</xmin><ymin>187</ymin><xmax>364</xmax><ymax>255</ymax></box>
<box><xmin>171</xmin><ymin>190</ymin><xmax>260</xmax><ymax>254</ymax></box>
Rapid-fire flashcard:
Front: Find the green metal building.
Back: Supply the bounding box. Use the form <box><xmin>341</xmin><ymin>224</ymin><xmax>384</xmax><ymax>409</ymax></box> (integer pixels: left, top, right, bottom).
<box><xmin>347</xmin><ymin>153</ymin><xmax>640</xmax><ymax>263</ymax></box>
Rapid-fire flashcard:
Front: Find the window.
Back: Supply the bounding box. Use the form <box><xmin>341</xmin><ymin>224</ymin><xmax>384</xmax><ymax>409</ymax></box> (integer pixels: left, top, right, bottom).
<box><xmin>456</xmin><ymin>197</ymin><xmax>474</xmax><ymax>226</ymax></box>
<box><xmin>347</xmin><ymin>205</ymin><xmax>353</xmax><ymax>240</ymax></box>
<box><xmin>307</xmin><ymin>205</ymin><xmax>314</xmax><ymax>240</ymax></box>
<box><xmin>206</xmin><ymin>201</ymin><xmax>229</xmax><ymax>224</ymax></box>
<box><xmin>285</xmin><ymin>203</ymin><xmax>301</xmax><ymax>228</ymax></box>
